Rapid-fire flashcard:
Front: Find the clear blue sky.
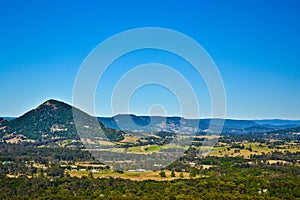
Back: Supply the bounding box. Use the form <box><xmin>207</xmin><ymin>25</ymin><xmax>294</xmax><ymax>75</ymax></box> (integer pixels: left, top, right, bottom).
<box><xmin>0</xmin><ymin>0</ymin><xmax>299</xmax><ymax>119</ymax></box>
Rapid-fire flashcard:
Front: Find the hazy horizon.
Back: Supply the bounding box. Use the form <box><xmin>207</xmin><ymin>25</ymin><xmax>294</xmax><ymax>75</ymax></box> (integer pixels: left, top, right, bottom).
<box><xmin>1</xmin><ymin>98</ymin><xmax>300</xmax><ymax>121</ymax></box>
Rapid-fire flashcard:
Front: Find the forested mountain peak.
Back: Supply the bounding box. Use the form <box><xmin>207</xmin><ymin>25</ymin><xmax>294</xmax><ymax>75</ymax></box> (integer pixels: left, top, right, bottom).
<box><xmin>0</xmin><ymin>99</ymin><xmax>123</xmax><ymax>143</ymax></box>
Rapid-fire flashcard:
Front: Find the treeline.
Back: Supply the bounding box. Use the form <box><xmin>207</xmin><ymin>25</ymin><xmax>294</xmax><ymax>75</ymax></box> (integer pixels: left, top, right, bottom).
<box><xmin>0</xmin><ymin>169</ymin><xmax>299</xmax><ymax>200</ymax></box>
<box><xmin>250</xmin><ymin>151</ymin><xmax>300</xmax><ymax>164</ymax></box>
<box><xmin>0</xmin><ymin>143</ymin><xmax>92</xmax><ymax>163</ymax></box>
<box><xmin>220</xmin><ymin>129</ymin><xmax>300</xmax><ymax>144</ymax></box>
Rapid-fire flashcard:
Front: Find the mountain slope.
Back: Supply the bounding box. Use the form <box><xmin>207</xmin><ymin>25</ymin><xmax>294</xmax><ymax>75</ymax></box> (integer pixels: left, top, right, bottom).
<box><xmin>0</xmin><ymin>99</ymin><xmax>124</xmax><ymax>143</ymax></box>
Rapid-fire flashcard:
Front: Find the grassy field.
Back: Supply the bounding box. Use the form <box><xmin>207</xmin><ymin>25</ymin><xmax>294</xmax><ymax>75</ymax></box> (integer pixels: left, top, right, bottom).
<box><xmin>67</xmin><ymin>170</ymin><xmax>195</xmax><ymax>181</ymax></box>
<box><xmin>93</xmin><ymin>139</ymin><xmax>300</xmax><ymax>159</ymax></box>
<box><xmin>126</xmin><ymin>144</ymin><xmax>188</xmax><ymax>154</ymax></box>
<box><xmin>208</xmin><ymin>142</ymin><xmax>299</xmax><ymax>158</ymax></box>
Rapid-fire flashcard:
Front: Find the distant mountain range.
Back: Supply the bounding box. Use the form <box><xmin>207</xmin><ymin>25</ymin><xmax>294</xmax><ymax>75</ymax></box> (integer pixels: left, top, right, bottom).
<box><xmin>99</xmin><ymin>115</ymin><xmax>300</xmax><ymax>134</ymax></box>
<box><xmin>1</xmin><ymin>99</ymin><xmax>300</xmax><ymax>144</ymax></box>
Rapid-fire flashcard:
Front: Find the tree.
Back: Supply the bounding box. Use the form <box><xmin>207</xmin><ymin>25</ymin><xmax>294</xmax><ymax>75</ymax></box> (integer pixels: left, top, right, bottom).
<box><xmin>180</xmin><ymin>172</ymin><xmax>184</xmax><ymax>178</ymax></box>
<box><xmin>189</xmin><ymin>168</ymin><xmax>197</xmax><ymax>178</ymax></box>
<box><xmin>159</xmin><ymin>170</ymin><xmax>166</xmax><ymax>177</ymax></box>
<box><xmin>45</xmin><ymin>165</ymin><xmax>64</xmax><ymax>177</ymax></box>
<box><xmin>170</xmin><ymin>170</ymin><xmax>175</xmax><ymax>177</ymax></box>
<box><xmin>88</xmin><ymin>172</ymin><xmax>94</xmax><ymax>178</ymax></box>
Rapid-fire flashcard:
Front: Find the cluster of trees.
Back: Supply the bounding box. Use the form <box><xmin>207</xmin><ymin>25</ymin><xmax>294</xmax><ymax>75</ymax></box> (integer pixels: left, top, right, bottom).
<box><xmin>0</xmin><ymin>166</ymin><xmax>299</xmax><ymax>199</ymax></box>
<box><xmin>220</xmin><ymin>127</ymin><xmax>300</xmax><ymax>144</ymax></box>
<box><xmin>250</xmin><ymin>151</ymin><xmax>300</xmax><ymax>164</ymax></box>
<box><xmin>0</xmin><ymin>143</ymin><xmax>93</xmax><ymax>175</ymax></box>
<box><xmin>0</xmin><ymin>143</ymin><xmax>92</xmax><ymax>163</ymax></box>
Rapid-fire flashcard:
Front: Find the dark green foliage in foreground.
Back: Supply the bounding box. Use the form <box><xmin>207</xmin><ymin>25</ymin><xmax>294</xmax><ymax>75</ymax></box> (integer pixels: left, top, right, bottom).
<box><xmin>0</xmin><ymin>143</ymin><xmax>299</xmax><ymax>199</ymax></box>
<box><xmin>0</xmin><ymin>167</ymin><xmax>299</xmax><ymax>200</ymax></box>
